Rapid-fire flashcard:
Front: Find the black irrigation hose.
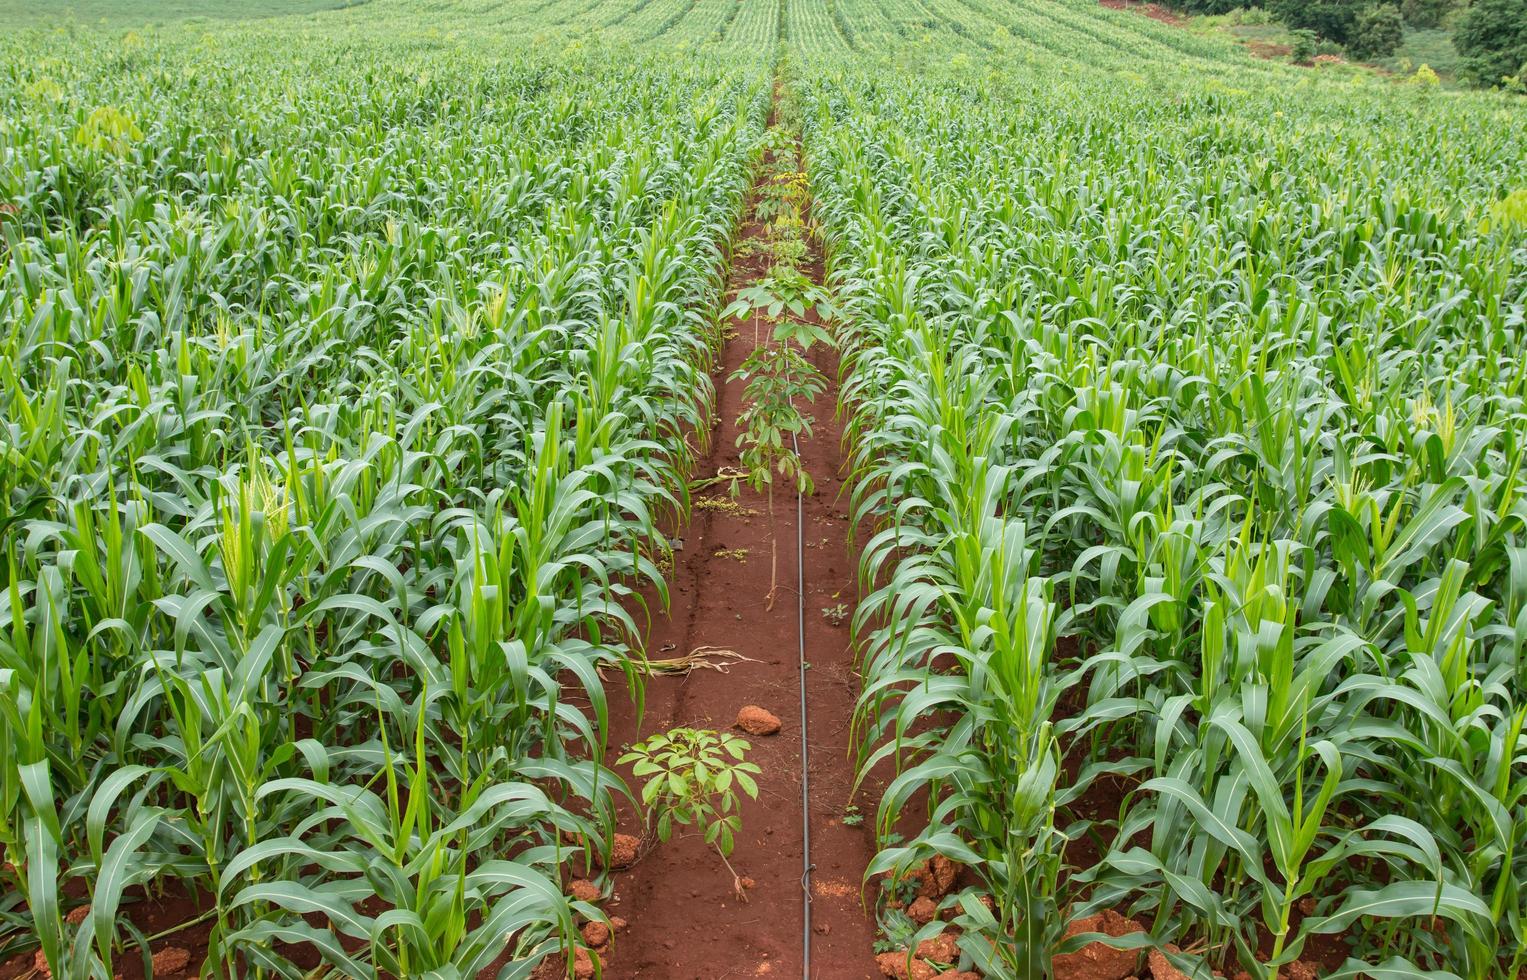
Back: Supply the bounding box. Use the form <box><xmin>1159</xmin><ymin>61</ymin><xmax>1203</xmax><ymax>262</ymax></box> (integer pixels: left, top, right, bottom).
<box><xmin>792</xmin><ymin>427</ymin><xmax>815</xmax><ymax>978</ymax></box>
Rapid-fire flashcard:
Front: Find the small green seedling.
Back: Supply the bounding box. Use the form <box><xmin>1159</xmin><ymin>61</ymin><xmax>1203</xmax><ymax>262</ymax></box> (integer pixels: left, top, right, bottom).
<box><xmin>619</xmin><ymin>728</ymin><xmax>761</xmax><ymax>898</ymax></box>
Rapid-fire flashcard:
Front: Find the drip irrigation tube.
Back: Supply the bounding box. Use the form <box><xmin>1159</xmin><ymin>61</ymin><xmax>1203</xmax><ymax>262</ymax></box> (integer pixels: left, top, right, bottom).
<box><xmin>793</xmin><ymin>428</ymin><xmax>815</xmax><ymax>978</ymax></box>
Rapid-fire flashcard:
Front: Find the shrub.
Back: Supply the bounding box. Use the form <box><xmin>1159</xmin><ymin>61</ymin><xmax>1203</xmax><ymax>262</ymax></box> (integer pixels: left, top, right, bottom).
<box><xmin>1455</xmin><ymin>0</ymin><xmax>1527</xmax><ymax>88</ymax></box>
<box><xmin>1412</xmin><ymin>62</ymin><xmax>1442</xmax><ymax>84</ymax></box>
<box><xmin>1290</xmin><ymin>27</ymin><xmax>1319</xmax><ymax>61</ymax></box>
<box><xmin>1347</xmin><ymin>3</ymin><xmax>1404</xmax><ymax>59</ymax></box>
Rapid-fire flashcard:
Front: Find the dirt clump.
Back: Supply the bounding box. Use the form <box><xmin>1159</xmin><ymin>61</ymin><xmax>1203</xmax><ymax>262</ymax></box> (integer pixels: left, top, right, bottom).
<box><xmin>567</xmin><ymin>878</ymin><xmax>600</xmax><ymax>903</ymax></box>
<box><xmin>916</xmin><ymin>931</ymin><xmax>960</xmax><ymax>963</ymax></box>
<box><xmin>907</xmin><ymin>896</ymin><xmax>939</xmax><ymax>924</ymax></box>
<box><xmin>876</xmin><ymin>952</ymin><xmax>941</xmax><ymax>980</ymax></box>
<box><xmin>1148</xmin><ymin>946</ymin><xmax>1190</xmax><ymax>980</ymax></box>
<box><xmin>915</xmin><ymin>856</ymin><xmax>958</xmax><ymax>898</ymax></box>
<box><xmin>573</xmin><ymin>946</ymin><xmax>596</xmax><ymax>980</ymax></box>
<box><xmin>607</xmin><ymin>833</ymin><xmax>640</xmax><ymax>869</ymax></box>
<box><xmin>581</xmin><ymin>919</ymin><xmax>610</xmax><ymax>948</ymax></box>
<box><xmin>1053</xmin><ymin>909</ymin><xmax>1145</xmax><ymax>980</ymax></box>
<box><xmin>152</xmin><ymin>947</ymin><xmax>192</xmax><ymax>975</ymax></box>
<box><xmin>736</xmin><ymin>704</ymin><xmax>782</xmax><ymax>735</ymax></box>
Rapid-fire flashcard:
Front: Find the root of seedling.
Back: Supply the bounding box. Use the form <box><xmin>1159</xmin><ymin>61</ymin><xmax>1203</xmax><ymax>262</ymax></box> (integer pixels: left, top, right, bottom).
<box><xmin>606</xmin><ymin>645</ymin><xmax>762</xmax><ymax>678</ymax></box>
<box><xmin>718</xmin><ymin>848</ymin><xmax>750</xmax><ymax>904</ymax></box>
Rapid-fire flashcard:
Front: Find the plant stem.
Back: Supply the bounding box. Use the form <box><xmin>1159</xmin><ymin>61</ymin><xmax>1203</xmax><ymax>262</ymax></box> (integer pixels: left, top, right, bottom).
<box><xmin>766</xmin><ymin>479</ymin><xmax>778</xmax><ymax>610</ymax></box>
<box><xmin>140</xmin><ymin>906</ymin><xmax>219</xmax><ymax>945</ymax></box>
<box><xmin>715</xmin><ymin>844</ymin><xmax>749</xmax><ymax>903</ymax></box>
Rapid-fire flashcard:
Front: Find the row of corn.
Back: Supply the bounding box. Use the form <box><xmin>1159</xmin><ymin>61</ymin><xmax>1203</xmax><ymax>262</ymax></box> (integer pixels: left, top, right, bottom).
<box><xmin>0</xmin><ymin>18</ymin><xmax>768</xmax><ymax>978</ymax></box>
<box><xmin>801</xmin><ymin>37</ymin><xmax>1527</xmax><ymax>980</ymax></box>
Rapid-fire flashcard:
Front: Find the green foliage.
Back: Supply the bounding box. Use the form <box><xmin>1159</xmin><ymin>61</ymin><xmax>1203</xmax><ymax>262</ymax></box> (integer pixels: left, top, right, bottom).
<box><xmin>1455</xmin><ymin>0</ymin><xmax>1527</xmax><ymax>87</ymax></box>
<box><xmin>723</xmin><ymin>266</ymin><xmax>838</xmax><ymax>332</ymax></box>
<box><xmin>618</xmin><ymin>729</ymin><xmax>760</xmax><ymax>892</ymax></box>
<box><xmin>801</xmin><ymin>21</ymin><xmax>1527</xmax><ymax>978</ymax></box>
<box><xmin>2</xmin><ymin>0</ymin><xmax>1525</xmax><ymax>975</ymax></box>
<box><xmin>1347</xmin><ymin>3</ymin><xmax>1404</xmax><ymax>59</ymax></box>
<box><xmin>619</xmin><ymin>728</ymin><xmax>759</xmax><ymax>853</ymax></box>
<box><xmin>1290</xmin><ymin>27</ymin><xmax>1319</xmax><ymax>60</ymax></box>
<box><xmin>1171</xmin><ymin>0</ymin><xmax>1261</xmax><ymax>15</ymax></box>
<box><xmin>1217</xmin><ymin>5</ymin><xmax>1276</xmax><ymax>24</ymax></box>
<box><xmin>1481</xmin><ymin>188</ymin><xmax>1527</xmax><ymax>232</ymax></box>
<box><xmin>1267</xmin><ymin>0</ymin><xmax>1358</xmax><ymax>42</ymax></box>
<box><xmin>732</xmin><ymin>343</ymin><xmax>826</xmax><ymax>497</ymax></box>
<box><xmin>0</xmin><ymin>0</ymin><xmax>354</xmax><ymax>26</ymax></box>
<box><xmin>72</xmin><ymin>105</ymin><xmax>141</xmax><ymax>154</ymax></box>
<box><xmin>0</xmin><ymin>12</ymin><xmax>768</xmax><ymax>976</ymax></box>
<box><xmin>1400</xmin><ymin>0</ymin><xmax>1452</xmax><ymax>28</ymax></box>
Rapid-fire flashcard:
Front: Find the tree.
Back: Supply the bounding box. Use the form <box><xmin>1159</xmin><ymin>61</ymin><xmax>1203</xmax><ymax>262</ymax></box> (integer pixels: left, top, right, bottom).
<box><xmin>1175</xmin><ymin>0</ymin><xmax>1259</xmax><ymax>13</ymax></box>
<box><xmin>1267</xmin><ymin>0</ymin><xmax>1360</xmax><ymax>43</ymax></box>
<box><xmin>1455</xmin><ymin>0</ymin><xmax>1527</xmax><ymax>87</ymax></box>
<box><xmin>1400</xmin><ymin>0</ymin><xmax>1451</xmax><ymax>28</ymax></box>
<box><xmin>1348</xmin><ymin>3</ymin><xmax>1404</xmax><ymax>58</ymax></box>
<box><xmin>1290</xmin><ymin>28</ymin><xmax>1320</xmax><ymax>61</ymax></box>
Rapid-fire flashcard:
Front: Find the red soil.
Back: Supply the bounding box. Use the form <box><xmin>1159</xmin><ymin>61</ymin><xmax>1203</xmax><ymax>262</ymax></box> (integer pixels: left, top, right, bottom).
<box><xmin>1098</xmin><ymin>0</ymin><xmax>1190</xmax><ymax>27</ymax></box>
<box><xmin>587</xmin><ymin>122</ymin><xmax>881</xmax><ymax>974</ymax></box>
<box><xmin>1247</xmin><ymin>39</ymin><xmax>1294</xmax><ymax>59</ymax></box>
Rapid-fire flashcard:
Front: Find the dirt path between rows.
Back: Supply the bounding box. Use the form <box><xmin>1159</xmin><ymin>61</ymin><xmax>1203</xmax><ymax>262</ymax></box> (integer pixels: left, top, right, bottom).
<box><xmin>590</xmin><ymin>93</ymin><xmax>883</xmax><ymax>980</ymax></box>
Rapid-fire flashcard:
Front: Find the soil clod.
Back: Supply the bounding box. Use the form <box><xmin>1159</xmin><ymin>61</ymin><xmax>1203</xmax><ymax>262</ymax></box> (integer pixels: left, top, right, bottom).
<box><xmin>582</xmin><ymin>920</ymin><xmax>611</xmax><ymax>948</ymax></box>
<box><xmin>876</xmin><ymin>952</ymin><xmax>941</xmax><ymax>980</ymax></box>
<box><xmin>916</xmin><ymin>931</ymin><xmax>959</xmax><ymax>963</ymax></box>
<box><xmin>151</xmin><ymin>947</ymin><xmax>191</xmax><ymax>976</ymax></box>
<box><xmin>736</xmin><ymin>704</ymin><xmax>782</xmax><ymax>735</ymax></box>
<box><xmin>1053</xmin><ymin>910</ymin><xmax>1146</xmax><ymax>980</ymax></box>
<box><xmin>607</xmin><ymin>833</ymin><xmax>640</xmax><ymax>869</ymax></box>
<box><xmin>914</xmin><ymin>856</ymin><xmax>958</xmax><ymax>899</ymax></box>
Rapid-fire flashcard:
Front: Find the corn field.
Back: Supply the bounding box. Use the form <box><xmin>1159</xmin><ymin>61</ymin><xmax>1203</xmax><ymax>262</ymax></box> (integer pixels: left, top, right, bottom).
<box><xmin>1</xmin><ymin>14</ymin><xmax>768</xmax><ymax>977</ymax></box>
<box><xmin>806</xmin><ymin>32</ymin><xmax>1527</xmax><ymax>980</ymax></box>
<box><xmin>1</xmin><ymin>0</ymin><xmax>1524</xmax><ymax>977</ymax></box>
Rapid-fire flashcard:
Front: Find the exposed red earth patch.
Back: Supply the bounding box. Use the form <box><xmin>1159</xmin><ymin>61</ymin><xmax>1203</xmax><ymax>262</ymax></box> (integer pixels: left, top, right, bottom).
<box><xmin>1098</xmin><ymin>0</ymin><xmax>1189</xmax><ymax>27</ymax></box>
<box><xmin>1247</xmin><ymin>39</ymin><xmax>1294</xmax><ymax>59</ymax></box>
